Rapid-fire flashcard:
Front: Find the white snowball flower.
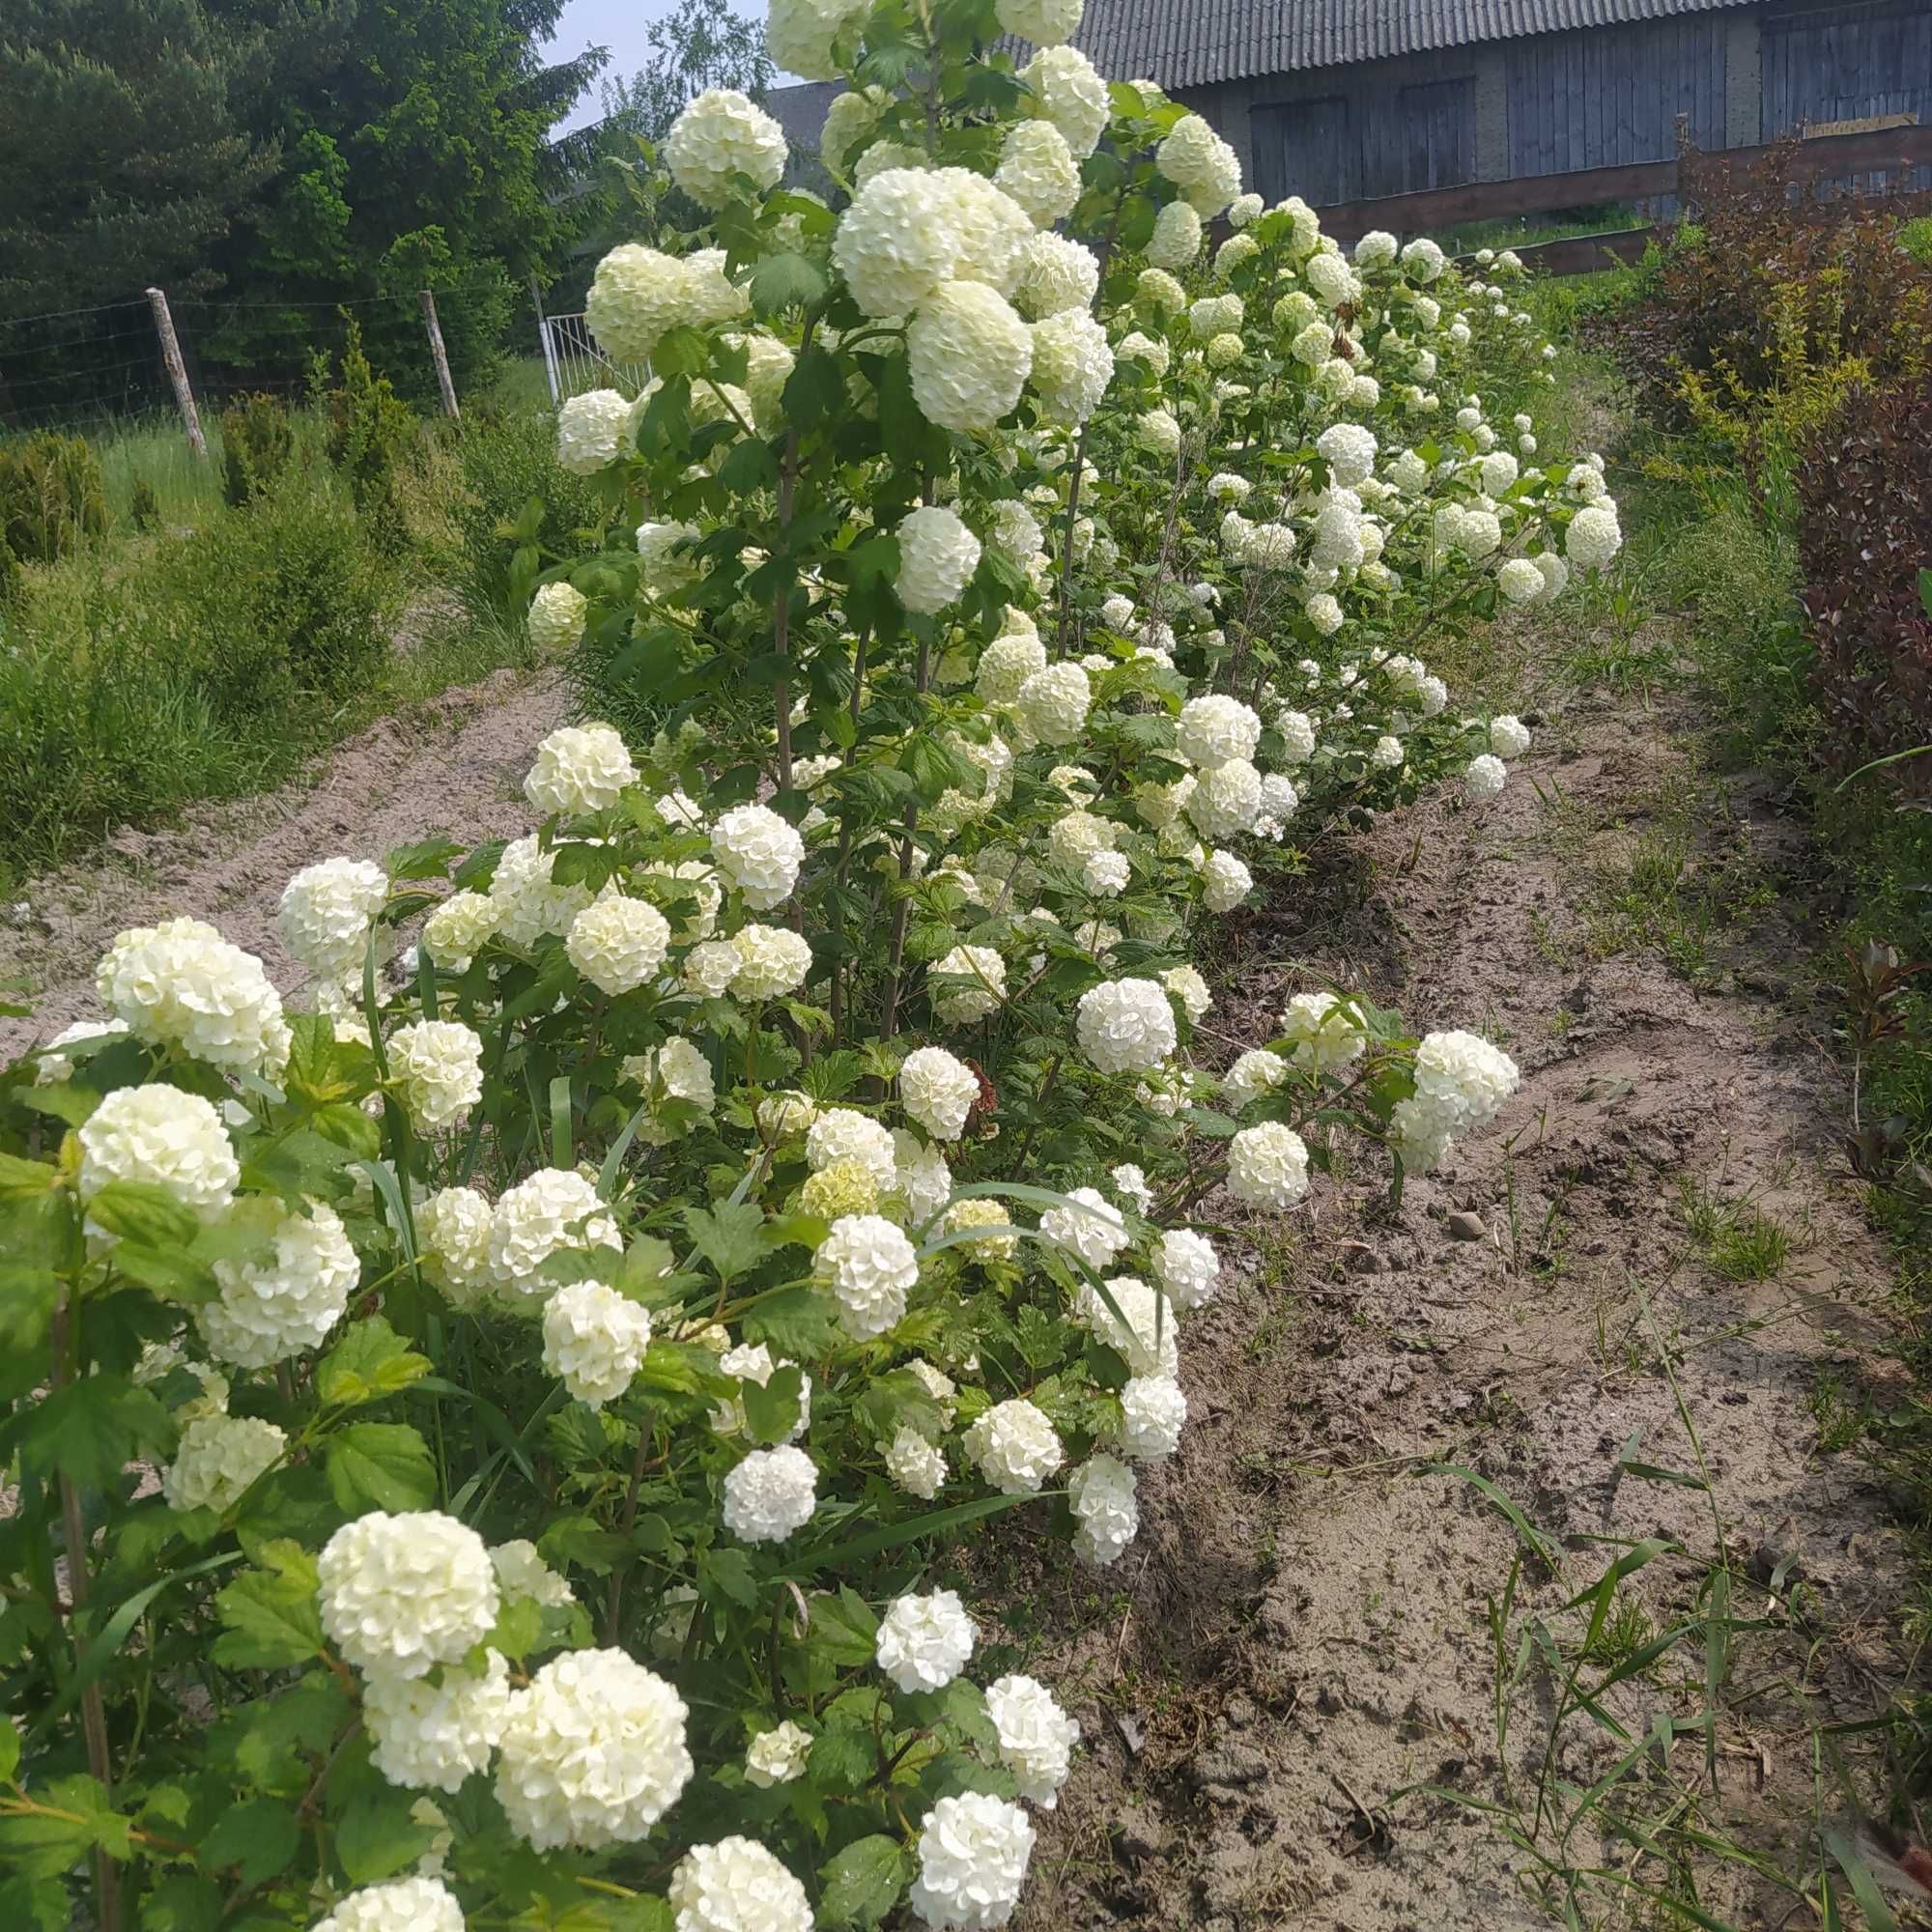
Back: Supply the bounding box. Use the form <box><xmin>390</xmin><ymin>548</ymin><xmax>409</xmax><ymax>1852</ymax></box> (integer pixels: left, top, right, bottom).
<box><xmin>1354</xmin><ymin>229</ymin><xmax>1398</xmax><ymax>268</ymax></box>
<box><xmin>637</xmin><ymin>518</ymin><xmax>705</xmax><ymax>597</ymax></box>
<box><xmin>196</xmin><ymin>1196</ymin><xmax>357</xmax><ymax>1367</ymax></box>
<box><xmin>686</xmin><ymin>939</ymin><xmax>742</xmax><ymax>999</ymax></box>
<box><xmin>963</xmin><ymin>1398</ymin><xmax>1064</xmax><ymax>1494</ymax></box>
<box><xmin>1022</xmin><ymin>44</ymin><xmax>1108</xmax><ymax>157</ymax></box>
<box><xmin>766</xmin><ymin>0</ymin><xmax>867</xmax><ymax>78</ymax></box>
<box><xmin>415</xmin><ymin>1185</ymin><xmax>494</xmax><ymax>1307</ymax></box>
<box><xmin>712</xmin><ymin>1342</ymin><xmax>811</xmax><ymax>1442</ymax></box>
<box><xmin>1491</xmin><ymin>714</ymin><xmax>1532</xmax><ymax>758</ymax></box>
<box><xmin>1154</xmin><ymin>1228</ymin><xmax>1220</xmax><ymax>1309</ymax></box>
<box><xmin>1202</xmin><ymin>848</ymin><xmax>1253</xmax><ymax>914</ymax></box>
<box><xmin>492</xmin><ymin>1540</ymin><xmax>577</xmax><ymax>1610</ymax></box>
<box><xmin>746</xmin><ymin>1720</ymin><xmax>813</xmax><ymax>1788</ymax></box>
<box><xmin>542</xmin><ymin>1280</ymin><xmax>653</xmax><ymax>1408</ymax></box>
<box><xmin>710</xmin><ymin>804</ymin><xmax>806</xmax><ymax>911</ymax></box>
<box><xmin>161</xmin><ymin>1412</ymin><xmax>286</xmax><ymax>1514</ymax></box>
<box><xmin>1077</xmin><ymin>1274</ymin><xmax>1178</xmax><ymax>1378</ymax></box>
<box><xmin>1136</xmin><ymin>405</ymin><xmax>1181</xmax><ymax>458</ymax></box>
<box><xmin>585</xmin><ymin>245</ymin><xmax>697</xmax><ymax>363</ymax></box>
<box><xmin>1119</xmin><ymin>1375</ymin><xmax>1187</xmax><ymax>1461</ymax></box>
<box><xmin>908</xmin><ymin>281</ymin><xmax>1034</xmax><ymax>433</ymax></box>
<box><xmin>1401</xmin><ymin>236</ymin><xmax>1445</xmax><ymax>279</ymax></box>
<box><xmin>723</xmin><ymin>1444</ymin><xmax>819</xmax><ymax>1544</ymax></box>
<box><xmin>1068</xmin><ymin>1452</ymin><xmax>1139</xmax><ymax>1566</ymax></box>
<box><xmin>806</xmin><ymin>1107</ymin><xmax>898</xmax><ymax>1187</ymax></box>
<box><xmin>318</xmin><ymin>1510</ymin><xmax>498</xmax><ymax>1680</ymax></box>
<box><xmin>279</xmin><ymin>858</ymin><xmax>388</xmax><ymax>986</ymax></box>
<box><xmin>496</xmin><ymin>1648</ymin><xmax>692</xmax><ymax>1850</ymax></box>
<box><xmin>1222</xmin><ymin>1047</ymin><xmax>1287</xmax><ymax>1108</ymax></box>
<box><xmin>1116</xmin><ymin>328</ymin><xmax>1169</xmax><ymax>373</ymax></box>
<box><xmin>387</xmin><ymin>1019</ymin><xmax>484</xmax><ymax>1128</ymax></box>
<box><xmin>487</xmin><ymin>1168</ymin><xmax>620</xmax><ymax>1306</ymax></box>
<box><xmin>1076</xmin><ymin>978</ymin><xmax>1178</xmax><ymax>1075</ymax></box>
<box><xmin>1155</xmin><ymin>113</ymin><xmax>1242</xmax><ymax>216</ymax></box>
<box><xmin>976</xmin><ymin>631</ymin><xmax>1048</xmax><ymax>705</ymax></box>
<box><xmin>1496</xmin><ymin>556</ymin><xmax>1545</xmax><ymax>605</ymax></box>
<box><xmin>1281</xmin><ymin>989</ymin><xmax>1364</xmax><ymax>1071</ymax></box>
<box><xmin>556</xmin><ymin>388</ymin><xmax>632</xmax><ymax>474</ymax></box>
<box><xmin>886</xmin><ymin>1426</ymin><xmax>948</xmax><ymax>1499</ymax></box>
<box><xmin>364</xmin><ymin>1650</ymin><xmax>513</xmax><ymax>1794</ymax></box>
<box><xmin>1317</xmin><ymin>422</ymin><xmax>1378</xmax><ymax>489</ymax></box>
<box><xmin>526</xmin><ymin>724</ymin><xmax>637</xmax><ymax>816</ymax></box>
<box><xmin>1109</xmin><ymin>1162</ymin><xmax>1154</xmax><ymax>1213</ymax></box>
<box><xmin>1038</xmin><ymin>1185</ymin><xmax>1129</xmax><ymax>1266</ymax></box>
<box><xmin>313</xmin><ymin>1877</ymin><xmax>465</xmax><ymax>1932</ymax></box>
<box><xmin>731</xmin><ymin>924</ymin><xmax>813</xmax><ymax>1000</ymax></box>
<box><xmin>986</xmin><ymin>498</ymin><xmax>1045</xmax><ymax>570</ymax></box>
<box><xmin>1465</xmin><ymin>753</ymin><xmax>1507</xmax><ymax>802</ymax></box>
<box><xmin>985</xmin><ymin>1674</ymin><xmax>1080</xmax><ymax>1807</ymax></box>
<box><xmin>77</xmin><ymin>1083</ymin><xmax>238</xmax><ymax>1221</ymax></box>
<box><xmin>817</xmin><ymin>1213</ymin><xmax>919</xmax><ymax>1338</ymax></box>
<box><xmin>996</xmin><ymin>0</ymin><xmax>1083</xmax><ymax>44</ymax></box>
<box><xmin>994</xmin><ymin>118</ymin><xmax>1081</xmax><ymax>229</ymax></box>
<box><xmin>1275</xmin><ymin>709</ymin><xmax>1318</xmax><ymax>763</ymax></box>
<box><xmin>932</xmin><ymin>944</ymin><xmax>1007</xmax><ymax>1024</ymax></box>
<box><xmin>911</xmin><ymin>1791</ymin><xmax>1035</xmax><ymax>1930</ymax></box>
<box><xmin>1013</xmin><ymin>662</ymin><xmax>1091</xmax><ymax>746</ymax></box>
<box><xmin>896</xmin><ymin>505</ymin><xmax>981</xmax><ymax>615</ymax></box>
<box><xmin>421</xmin><ymin>891</ymin><xmax>497</xmax><ymax>974</ymax></box>
<box><xmin>665</xmin><ymin>88</ymin><xmax>787</xmax><ymax>207</ymax></box>
<box><xmin>1175</xmin><ymin>694</ymin><xmax>1262</xmax><ymax>770</ymax></box>
<box><xmin>97</xmin><ymin>918</ymin><xmax>286</xmax><ymax>1074</ymax></box>
<box><xmin>1147</xmin><ymin>199</ymin><xmax>1203</xmax><ymax>270</ymax></box>
<box><xmin>1162</xmin><ymin>964</ymin><xmax>1211</xmax><ymax>1025</ymax></box>
<box><xmin>1304</xmin><ymin>591</ymin><xmax>1345</xmax><ymax>638</ymax></box>
<box><xmin>892</xmin><ymin>1130</ymin><xmax>953</xmax><ymax>1225</ymax></box>
<box><xmin>32</xmin><ymin>1016</ymin><xmax>128</xmax><ymax>1086</ymax></box>
<box><xmin>1304</xmin><ymin>250</ymin><xmax>1359</xmax><ymax>309</ymax></box>
<box><xmin>1566</xmin><ymin>502</ymin><xmax>1623</xmax><ymax>571</ymax></box>
<box><xmin>669</xmin><ymin>1836</ymin><xmax>814</xmax><ymax>1932</ymax></box>
<box><xmin>1228</xmin><ymin>1122</ymin><xmax>1311</xmax><ymax>1210</ymax></box>
<box><xmin>1083</xmin><ymin>850</ymin><xmax>1129</xmax><ymax>896</ymax></box>
<box><xmin>877</xmin><ymin>1587</ymin><xmax>978</xmax><ymax>1692</ymax></box>
<box><xmin>1186</xmin><ymin>758</ymin><xmax>1264</xmax><ymax>841</ymax></box>
<box><xmin>1014</xmin><ymin>229</ymin><xmax>1098</xmax><ymax>320</ymax></box>
<box><xmin>487</xmin><ymin>836</ymin><xmax>595</xmax><ymax>949</ymax></box>
<box><xmin>899</xmin><ymin>1045</ymin><xmax>980</xmax><ymax>1141</ymax></box>
<box><xmin>567</xmin><ymin>896</ymin><xmax>671</xmax><ymax>996</ymax></box>
<box><xmin>1533</xmin><ymin>552</ymin><xmax>1570</xmax><ymax>602</ymax></box>
<box><xmin>526</xmin><ymin>580</ymin><xmax>586</xmax><ymax>653</ymax></box>
<box><xmin>1027</xmin><ymin>308</ymin><xmax>1114</xmax><ymax>424</ymax></box>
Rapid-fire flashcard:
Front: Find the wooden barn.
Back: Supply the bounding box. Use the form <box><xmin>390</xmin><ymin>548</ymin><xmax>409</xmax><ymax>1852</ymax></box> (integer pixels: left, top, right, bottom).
<box><xmin>1064</xmin><ymin>0</ymin><xmax>1930</xmax><ymax>210</ymax></box>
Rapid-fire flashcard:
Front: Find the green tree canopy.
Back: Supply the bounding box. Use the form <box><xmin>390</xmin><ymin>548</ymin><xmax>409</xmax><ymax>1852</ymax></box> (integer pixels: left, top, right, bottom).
<box><xmin>0</xmin><ymin>0</ymin><xmax>279</xmax><ymax>322</ymax></box>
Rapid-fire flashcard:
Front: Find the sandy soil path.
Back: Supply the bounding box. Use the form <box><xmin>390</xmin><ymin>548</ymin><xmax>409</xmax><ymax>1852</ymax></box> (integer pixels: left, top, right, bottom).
<box><xmin>0</xmin><ymin>668</ymin><xmax>569</xmax><ymax>1062</ymax></box>
<box><xmin>1009</xmin><ymin>677</ymin><xmax>1911</xmax><ymax>1931</ymax></box>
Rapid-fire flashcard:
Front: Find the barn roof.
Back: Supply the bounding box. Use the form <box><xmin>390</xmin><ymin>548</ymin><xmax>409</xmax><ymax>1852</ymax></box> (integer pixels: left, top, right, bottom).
<box><xmin>1065</xmin><ymin>0</ymin><xmax>1760</xmax><ymax>87</ymax></box>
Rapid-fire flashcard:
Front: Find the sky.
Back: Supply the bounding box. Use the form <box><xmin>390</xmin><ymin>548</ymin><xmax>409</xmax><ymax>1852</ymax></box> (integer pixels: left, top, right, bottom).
<box><xmin>544</xmin><ymin>0</ymin><xmax>776</xmax><ymax>133</ymax></box>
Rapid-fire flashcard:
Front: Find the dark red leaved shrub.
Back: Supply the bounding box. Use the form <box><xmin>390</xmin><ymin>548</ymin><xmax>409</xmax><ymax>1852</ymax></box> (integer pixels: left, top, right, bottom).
<box><xmin>1798</xmin><ymin>378</ymin><xmax>1932</xmax><ymax>786</ymax></box>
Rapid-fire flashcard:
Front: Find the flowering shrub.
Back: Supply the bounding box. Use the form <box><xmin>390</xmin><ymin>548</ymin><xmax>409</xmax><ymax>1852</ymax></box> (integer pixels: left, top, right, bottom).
<box><xmin>0</xmin><ymin>4</ymin><xmax>1611</xmax><ymax>1926</ymax></box>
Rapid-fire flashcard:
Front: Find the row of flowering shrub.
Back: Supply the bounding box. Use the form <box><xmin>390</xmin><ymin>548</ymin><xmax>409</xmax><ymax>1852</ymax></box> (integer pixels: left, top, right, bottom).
<box><xmin>0</xmin><ymin>1</ymin><xmax>1622</xmax><ymax>1926</ymax></box>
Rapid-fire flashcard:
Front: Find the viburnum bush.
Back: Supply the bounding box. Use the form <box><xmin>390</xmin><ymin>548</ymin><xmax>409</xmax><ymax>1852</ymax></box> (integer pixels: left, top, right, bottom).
<box><xmin>0</xmin><ymin>4</ymin><xmax>1623</xmax><ymax>1929</ymax></box>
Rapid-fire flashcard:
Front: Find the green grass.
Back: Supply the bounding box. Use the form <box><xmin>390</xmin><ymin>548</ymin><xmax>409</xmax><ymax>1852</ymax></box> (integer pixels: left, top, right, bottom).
<box><xmin>1438</xmin><ymin>202</ymin><xmax>1643</xmax><ymax>259</ymax></box>
<box><xmin>1677</xmin><ymin>1178</ymin><xmax>1795</xmax><ymax>1283</ymax></box>
<box><xmin>0</xmin><ymin>397</ymin><xmax>555</xmax><ymax>884</ymax></box>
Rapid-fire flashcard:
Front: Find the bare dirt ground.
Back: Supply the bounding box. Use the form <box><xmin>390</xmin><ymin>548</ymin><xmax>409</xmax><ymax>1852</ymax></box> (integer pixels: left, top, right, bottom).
<box><xmin>1001</xmin><ymin>673</ymin><xmax>1916</xmax><ymax>1931</ymax></box>
<box><xmin>0</xmin><ymin>667</ymin><xmax>568</xmax><ymax>1062</ymax></box>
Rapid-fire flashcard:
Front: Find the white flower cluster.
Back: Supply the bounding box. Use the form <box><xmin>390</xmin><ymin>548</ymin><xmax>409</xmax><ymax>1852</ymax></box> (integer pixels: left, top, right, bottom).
<box><xmin>1392</xmin><ymin>1029</ymin><xmax>1522</xmax><ymax>1170</ymax></box>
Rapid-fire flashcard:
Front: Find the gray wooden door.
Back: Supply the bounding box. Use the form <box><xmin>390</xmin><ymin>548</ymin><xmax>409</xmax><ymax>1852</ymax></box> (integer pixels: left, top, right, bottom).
<box><xmin>1395</xmin><ymin>78</ymin><xmax>1477</xmax><ymax>192</ymax></box>
<box><xmin>1253</xmin><ymin>96</ymin><xmax>1355</xmax><ymax>207</ymax></box>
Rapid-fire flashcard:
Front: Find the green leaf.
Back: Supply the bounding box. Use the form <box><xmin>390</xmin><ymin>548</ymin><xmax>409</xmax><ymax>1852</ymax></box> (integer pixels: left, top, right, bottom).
<box><xmin>80</xmin><ymin>1181</ymin><xmax>200</xmax><ymax>1248</ymax></box>
<box><xmin>740</xmin><ymin>1286</ymin><xmax>839</xmax><ymax>1359</ymax></box>
<box><xmin>683</xmin><ymin>1200</ymin><xmax>770</xmax><ymax>1281</ymax></box>
<box><xmin>13</xmin><ymin>1377</ymin><xmax>170</xmax><ymax>1492</ymax></box>
<box><xmin>804</xmin><ymin>1586</ymin><xmax>877</xmax><ymax>1667</ymax></box>
<box><xmin>699</xmin><ymin>1546</ymin><xmax>758</xmax><ymax>1609</ymax></box>
<box><xmin>817</xmin><ymin>1834</ymin><xmax>910</xmax><ymax>1929</ymax></box>
<box><xmin>335</xmin><ymin>1785</ymin><xmax>436</xmax><ymax>1885</ymax></box>
<box><xmin>740</xmin><ymin>1365</ymin><xmax>806</xmax><ymax>1446</ymax></box>
<box><xmin>750</xmin><ymin>249</ymin><xmax>828</xmax><ymax>318</ymax></box>
<box><xmin>485</xmin><ymin>1595</ymin><xmax>545</xmax><ymax>1662</ymax></box>
<box><xmin>385</xmin><ymin>837</ymin><xmax>464</xmax><ymax>882</ymax></box>
<box><xmin>0</xmin><ymin>1719</ymin><xmax>16</xmax><ymax>1786</ymax></box>
<box><xmin>105</xmin><ymin>1241</ymin><xmax>219</xmax><ymax>1305</ymax></box>
<box><xmin>781</xmin><ymin>343</ymin><xmax>844</xmax><ymax>428</ymax></box>
<box><xmin>228</xmin><ymin>1672</ymin><xmax>353</xmax><ymax>1794</ymax></box>
<box><xmin>652</xmin><ymin>325</ymin><xmax>710</xmax><ymax>377</ymax></box>
<box><xmin>212</xmin><ymin>1541</ymin><xmax>326</xmax><ymax>1669</ymax></box>
<box><xmin>326</xmin><ymin>1423</ymin><xmax>437</xmax><ymax>1513</ymax></box>
<box><xmin>539</xmin><ymin>1516</ymin><xmax>632</xmax><ymax>1577</ymax></box>
<box><xmin>136</xmin><ymin>1875</ymin><xmax>223</xmax><ymax>1932</ymax></box>
<box><xmin>0</xmin><ymin>1774</ymin><xmax>118</xmax><ymax>1879</ymax></box>
<box><xmin>1918</xmin><ymin>566</ymin><xmax>1931</xmax><ymax>622</ymax></box>
<box><xmin>199</xmin><ymin>1797</ymin><xmax>298</xmax><ymax>1889</ymax></box>
<box><xmin>317</xmin><ymin>1319</ymin><xmax>431</xmax><ymax>1408</ymax></box>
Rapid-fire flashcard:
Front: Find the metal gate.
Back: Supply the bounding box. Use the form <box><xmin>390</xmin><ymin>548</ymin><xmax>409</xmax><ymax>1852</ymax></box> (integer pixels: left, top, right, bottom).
<box><xmin>537</xmin><ymin>311</ymin><xmax>649</xmax><ymax>403</ymax></box>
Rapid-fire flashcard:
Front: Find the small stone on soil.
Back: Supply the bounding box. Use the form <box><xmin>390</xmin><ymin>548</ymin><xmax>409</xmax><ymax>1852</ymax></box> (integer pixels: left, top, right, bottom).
<box><xmin>1445</xmin><ymin>1210</ymin><xmax>1488</xmax><ymax>1240</ymax></box>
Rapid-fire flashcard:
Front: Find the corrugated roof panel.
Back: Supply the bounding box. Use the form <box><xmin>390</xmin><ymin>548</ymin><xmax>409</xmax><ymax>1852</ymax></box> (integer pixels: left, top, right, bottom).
<box><xmin>1062</xmin><ymin>0</ymin><xmax>1762</xmax><ymax>85</ymax></box>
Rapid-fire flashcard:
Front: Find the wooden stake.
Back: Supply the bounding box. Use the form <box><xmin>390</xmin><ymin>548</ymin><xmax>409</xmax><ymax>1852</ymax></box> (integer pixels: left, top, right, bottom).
<box><xmin>419</xmin><ymin>288</ymin><xmax>460</xmax><ymax>420</ymax></box>
<box><xmin>144</xmin><ymin>286</ymin><xmax>206</xmax><ymax>461</ymax></box>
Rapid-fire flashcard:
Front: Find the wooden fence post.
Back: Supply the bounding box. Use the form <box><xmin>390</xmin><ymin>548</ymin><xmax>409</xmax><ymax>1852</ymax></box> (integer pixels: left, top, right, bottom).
<box><xmin>419</xmin><ymin>288</ymin><xmax>461</xmax><ymax>420</ymax></box>
<box><xmin>145</xmin><ymin>286</ymin><xmax>207</xmax><ymax>460</ymax></box>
